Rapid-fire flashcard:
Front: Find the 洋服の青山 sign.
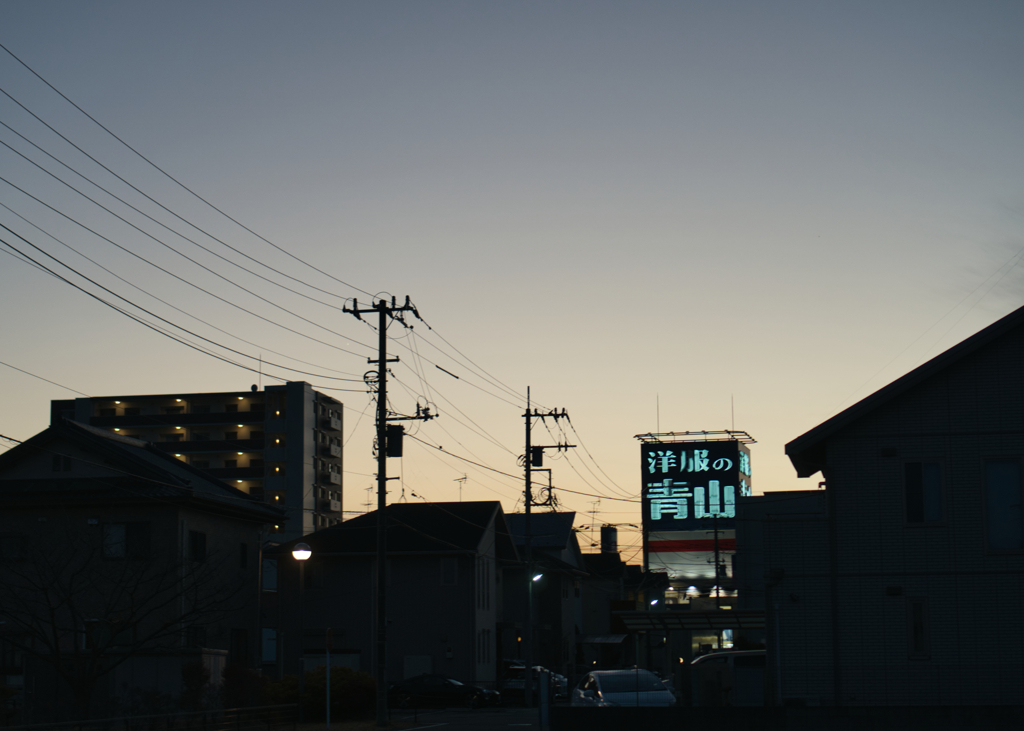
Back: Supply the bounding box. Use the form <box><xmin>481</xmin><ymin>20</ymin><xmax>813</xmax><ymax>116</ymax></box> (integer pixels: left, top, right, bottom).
<box><xmin>640</xmin><ymin>437</ymin><xmax>752</xmax><ymax>581</ymax></box>
<box><xmin>641</xmin><ymin>440</ymin><xmax>752</xmax><ymax>532</ymax></box>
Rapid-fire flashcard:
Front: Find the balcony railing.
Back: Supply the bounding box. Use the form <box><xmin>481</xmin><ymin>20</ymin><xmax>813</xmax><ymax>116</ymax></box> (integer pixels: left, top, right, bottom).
<box><xmin>153</xmin><ymin>438</ymin><xmax>264</xmax><ymax>453</ymax></box>
<box><xmin>92</xmin><ymin>411</ymin><xmax>267</xmax><ymax>428</ymax></box>
<box><xmin>320</xmin><ymin>443</ymin><xmax>342</xmax><ymax>458</ymax></box>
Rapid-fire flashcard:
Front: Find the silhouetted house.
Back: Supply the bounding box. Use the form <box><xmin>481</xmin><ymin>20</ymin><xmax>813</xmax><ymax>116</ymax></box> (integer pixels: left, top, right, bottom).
<box><xmin>51</xmin><ymin>381</ymin><xmax>344</xmax><ymax>540</ymax></box>
<box><xmin>774</xmin><ymin>305</ymin><xmax>1024</xmax><ymax>707</ymax></box>
<box><xmin>266</xmin><ymin>501</ymin><xmax>517</xmax><ymax>687</ymax></box>
<box><xmin>0</xmin><ymin>420</ymin><xmax>282</xmax><ymax>722</ymax></box>
<box><xmin>503</xmin><ymin>512</ymin><xmax>588</xmax><ymax>680</ymax></box>
<box><xmin>578</xmin><ymin>536</ymin><xmax>644</xmax><ymax>672</ymax></box>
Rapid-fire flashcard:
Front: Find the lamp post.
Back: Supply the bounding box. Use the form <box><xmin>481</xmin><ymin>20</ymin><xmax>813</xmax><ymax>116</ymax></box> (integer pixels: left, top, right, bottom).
<box><xmin>293</xmin><ymin>543</ymin><xmax>311</xmax><ymax>720</ymax></box>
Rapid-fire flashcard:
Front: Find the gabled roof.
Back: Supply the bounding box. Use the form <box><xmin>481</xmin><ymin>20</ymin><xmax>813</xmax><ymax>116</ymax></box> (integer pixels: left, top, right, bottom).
<box><xmin>786</xmin><ymin>304</ymin><xmax>1024</xmax><ymax>478</ymax></box>
<box><xmin>0</xmin><ymin>419</ymin><xmax>283</xmax><ymax>522</ymax></box>
<box><xmin>271</xmin><ymin>501</ymin><xmax>519</xmax><ymax>561</ymax></box>
<box><xmin>506</xmin><ymin>511</ymin><xmax>577</xmax><ymax>549</ymax></box>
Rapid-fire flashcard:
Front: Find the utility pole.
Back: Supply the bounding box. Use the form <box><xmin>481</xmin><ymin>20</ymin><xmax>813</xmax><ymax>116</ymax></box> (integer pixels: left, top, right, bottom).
<box><xmin>344</xmin><ymin>296</ymin><xmax>431</xmax><ymax>728</ymax></box>
<box><xmin>522</xmin><ymin>389</ymin><xmax>574</xmax><ymax>708</ymax></box>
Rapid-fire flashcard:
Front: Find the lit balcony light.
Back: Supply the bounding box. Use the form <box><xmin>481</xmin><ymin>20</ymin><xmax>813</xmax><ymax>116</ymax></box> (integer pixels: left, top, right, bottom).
<box><xmin>650</xmin><ymin>599</ymin><xmax>659</xmax><ymax>606</ymax></box>
<box><xmin>237</xmin><ymin>424</ymin><xmax>243</xmax><ymax>428</ymax></box>
<box><xmin>237</xmin><ymin>480</ymin><xmax>243</xmax><ymax>483</ymax></box>
<box><xmin>175</xmin><ymin>399</ymin><xmax>182</xmax><ymax>402</ymax></box>
<box><xmin>292</xmin><ymin>543</ymin><xmax>311</xmax><ymax>561</ymax></box>
<box><xmin>238</xmin><ymin>397</ymin><xmax>244</xmax><ymax>400</ymax></box>
<box><xmin>237</xmin><ymin>452</ymin><xmax>243</xmax><ymax>455</ymax></box>
<box><xmin>114</xmin><ymin>400</ymin><xmax>121</xmax><ymax>404</ymax></box>
<box><xmin>113</xmin><ymin>428</ymin><xmax>120</xmax><ymax>432</ymax></box>
<box><xmin>175</xmin><ymin>454</ymin><xmax>181</xmax><ymax>457</ymax></box>
<box><xmin>175</xmin><ymin>426</ymin><xmax>181</xmax><ymax>430</ymax></box>
<box><xmin>532</xmin><ymin>573</ymin><xmax>543</xmax><ymax>582</ymax></box>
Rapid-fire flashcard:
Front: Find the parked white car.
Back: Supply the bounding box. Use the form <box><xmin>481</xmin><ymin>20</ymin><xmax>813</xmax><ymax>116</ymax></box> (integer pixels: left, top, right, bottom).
<box><xmin>571</xmin><ymin>669</ymin><xmax>677</xmax><ymax>707</ymax></box>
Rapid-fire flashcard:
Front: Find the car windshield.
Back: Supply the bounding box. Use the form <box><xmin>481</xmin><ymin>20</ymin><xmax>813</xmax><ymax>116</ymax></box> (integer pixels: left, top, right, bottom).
<box><xmin>598</xmin><ymin>671</ymin><xmax>665</xmax><ymax>694</ymax></box>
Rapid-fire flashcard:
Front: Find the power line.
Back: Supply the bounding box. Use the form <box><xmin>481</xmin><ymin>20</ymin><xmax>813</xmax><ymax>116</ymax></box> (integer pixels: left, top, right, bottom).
<box><xmin>0</xmin><ymin>175</ymin><xmax>373</xmax><ymax>359</ymax></box>
<box><xmin>0</xmin><ymin>124</ymin><xmax>365</xmax><ymax>318</ymax></box>
<box><xmin>0</xmin><ymin>201</ymin><xmax>364</xmax><ymax>380</ymax></box>
<box><xmin>0</xmin><ymin>360</ymin><xmax>90</xmax><ymax>396</ymax></box>
<box><xmin>0</xmin><ymin>42</ymin><xmax>378</xmax><ymax>301</ymax></box>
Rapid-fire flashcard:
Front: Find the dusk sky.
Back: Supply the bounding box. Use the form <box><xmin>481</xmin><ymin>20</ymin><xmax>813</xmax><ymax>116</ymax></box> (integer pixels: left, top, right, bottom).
<box><xmin>2</xmin><ymin>1</ymin><xmax>1022</xmax><ymax>561</ymax></box>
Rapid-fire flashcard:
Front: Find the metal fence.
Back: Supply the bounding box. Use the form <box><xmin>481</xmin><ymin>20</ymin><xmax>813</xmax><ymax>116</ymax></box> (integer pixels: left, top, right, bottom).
<box><xmin>1</xmin><ymin>704</ymin><xmax>297</xmax><ymax>731</ymax></box>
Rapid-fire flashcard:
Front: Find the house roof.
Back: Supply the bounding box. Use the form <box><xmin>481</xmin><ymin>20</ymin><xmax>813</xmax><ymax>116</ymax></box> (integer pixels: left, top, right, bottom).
<box><xmin>506</xmin><ymin>511</ymin><xmax>577</xmax><ymax>548</ymax></box>
<box><xmin>786</xmin><ymin>303</ymin><xmax>1024</xmax><ymax>478</ymax></box>
<box><xmin>270</xmin><ymin>501</ymin><xmax>519</xmax><ymax>561</ymax></box>
<box><xmin>0</xmin><ymin>419</ymin><xmax>283</xmax><ymax>522</ymax></box>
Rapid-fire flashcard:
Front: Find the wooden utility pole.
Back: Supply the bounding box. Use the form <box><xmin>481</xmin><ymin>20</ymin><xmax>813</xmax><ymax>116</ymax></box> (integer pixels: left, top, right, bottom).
<box><xmin>522</xmin><ymin>391</ymin><xmax>573</xmax><ymax>708</ymax></box>
<box><xmin>343</xmin><ymin>296</ymin><xmax>429</xmax><ymax>728</ymax></box>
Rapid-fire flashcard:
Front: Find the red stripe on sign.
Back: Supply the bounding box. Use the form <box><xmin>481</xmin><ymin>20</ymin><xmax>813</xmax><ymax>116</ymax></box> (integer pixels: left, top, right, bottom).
<box><xmin>649</xmin><ymin>539</ymin><xmax>737</xmax><ymax>553</ymax></box>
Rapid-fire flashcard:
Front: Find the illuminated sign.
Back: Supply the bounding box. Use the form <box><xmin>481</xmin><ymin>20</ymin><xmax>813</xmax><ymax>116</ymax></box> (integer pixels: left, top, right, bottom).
<box><xmin>642</xmin><ymin>440</ymin><xmax>751</xmax><ymax>532</ymax></box>
<box><xmin>640</xmin><ymin>437</ymin><xmax>752</xmax><ymax>581</ymax></box>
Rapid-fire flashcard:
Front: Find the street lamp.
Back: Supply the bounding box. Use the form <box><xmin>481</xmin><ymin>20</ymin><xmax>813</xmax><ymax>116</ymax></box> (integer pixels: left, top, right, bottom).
<box><xmin>293</xmin><ymin>543</ymin><xmax>311</xmax><ymax>719</ymax></box>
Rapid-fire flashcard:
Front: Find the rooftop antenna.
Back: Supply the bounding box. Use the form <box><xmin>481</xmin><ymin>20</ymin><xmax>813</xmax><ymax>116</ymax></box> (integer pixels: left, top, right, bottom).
<box><xmin>656</xmin><ymin>393</ymin><xmax>660</xmax><ymax>432</ymax></box>
<box><xmin>454</xmin><ymin>474</ymin><xmax>467</xmax><ymax>501</ymax></box>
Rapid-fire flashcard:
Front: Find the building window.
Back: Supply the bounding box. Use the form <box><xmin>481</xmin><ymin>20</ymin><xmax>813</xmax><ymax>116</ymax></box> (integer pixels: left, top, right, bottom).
<box><xmin>51</xmin><ymin>454</ymin><xmax>72</xmax><ymax>472</ymax></box>
<box><xmin>985</xmin><ymin>458</ymin><xmax>1024</xmax><ymax>550</ymax></box>
<box><xmin>225</xmin><ymin>431</ymin><xmax>238</xmax><ymax>442</ymax></box>
<box><xmin>124</xmin><ymin>407</ymin><xmax>140</xmax><ymax>416</ymax></box>
<box><xmin>192</xmin><ymin>460</ymin><xmax>210</xmax><ymax>469</ymax></box>
<box><xmin>186</xmin><ymin>626</ymin><xmax>207</xmax><ymax>648</ymax></box>
<box><xmin>99</xmin><ymin>408</ymin><xmax>116</xmax><ymax>416</ymax></box>
<box><xmin>192</xmin><ymin>405</ymin><xmax>211</xmax><ymax>414</ymax></box>
<box><xmin>163</xmin><ymin>406</ymin><xmax>184</xmax><ymax>415</ymax></box>
<box><xmin>162</xmin><ymin>433</ymin><xmax>183</xmax><ymax>442</ymax></box>
<box><xmin>907</xmin><ymin>597</ymin><xmax>930</xmax><ymax>659</ymax></box>
<box><xmin>225</xmin><ymin>404</ymin><xmax>238</xmax><ymax>413</ymax></box>
<box><xmin>262</xmin><ymin>558</ymin><xmax>278</xmax><ymax>591</ymax></box>
<box><xmin>225</xmin><ymin>459</ymin><xmax>238</xmax><ymax>468</ymax></box>
<box><xmin>189</xmin><ymin>531</ymin><xmax>207</xmax><ymax>562</ymax></box>
<box><xmin>905</xmin><ymin>461</ymin><xmax>943</xmax><ymax>524</ymax></box>
<box><xmin>193</xmin><ymin>432</ymin><xmax>209</xmax><ymax>441</ymax></box>
<box><xmin>262</xmin><ymin>628</ymin><xmax>277</xmax><ymax>663</ymax></box>
<box><xmin>103</xmin><ymin>523</ymin><xmax>151</xmax><ymax>559</ymax></box>
<box><xmin>441</xmin><ymin>557</ymin><xmax>458</xmax><ymax>586</ymax></box>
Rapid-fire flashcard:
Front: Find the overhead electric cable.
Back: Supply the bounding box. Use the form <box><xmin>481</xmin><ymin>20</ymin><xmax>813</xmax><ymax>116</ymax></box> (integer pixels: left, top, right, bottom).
<box><xmin>404</xmin><ymin>432</ymin><xmax>640</xmax><ymax>504</ymax></box>
<box><xmin>0</xmin><ymin>230</ymin><xmax>365</xmax><ymax>391</ymax></box>
<box><xmin>0</xmin><ymin>127</ymin><xmax>361</xmax><ymax>315</ymax></box>
<box><xmin>0</xmin><ymin>166</ymin><xmax>375</xmax><ymax>355</ymax></box>
<box><xmin>0</xmin><ymin>360</ymin><xmax>90</xmax><ymax>396</ymax></box>
<box><xmin>0</xmin><ymin>43</ymin><xmax>378</xmax><ymax>300</ymax></box>
<box><xmin>0</xmin><ymin>174</ymin><xmax>371</xmax><ymax>359</ymax></box>
<box><xmin>0</xmin><ymin>201</ymin><xmax>363</xmax><ymax>379</ymax></box>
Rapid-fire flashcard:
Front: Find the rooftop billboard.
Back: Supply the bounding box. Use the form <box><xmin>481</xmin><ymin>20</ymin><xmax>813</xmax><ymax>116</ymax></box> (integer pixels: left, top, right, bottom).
<box><xmin>638</xmin><ymin>434</ymin><xmax>753</xmax><ymax>582</ymax></box>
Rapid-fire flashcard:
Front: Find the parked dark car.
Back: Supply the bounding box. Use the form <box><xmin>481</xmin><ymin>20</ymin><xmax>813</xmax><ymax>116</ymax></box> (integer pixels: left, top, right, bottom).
<box><xmin>388</xmin><ymin>674</ymin><xmax>500</xmax><ymax>709</ymax></box>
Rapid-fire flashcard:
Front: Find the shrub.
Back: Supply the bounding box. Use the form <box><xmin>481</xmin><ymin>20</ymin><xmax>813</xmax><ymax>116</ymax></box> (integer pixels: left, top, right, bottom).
<box><xmin>302</xmin><ymin>665</ymin><xmax>376</xmax><ymax>721</ymax></box>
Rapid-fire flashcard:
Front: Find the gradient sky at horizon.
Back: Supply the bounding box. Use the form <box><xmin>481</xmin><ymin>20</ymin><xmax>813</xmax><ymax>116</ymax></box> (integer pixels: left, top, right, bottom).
<box><xmin>2</xmin><ymin>1</ymin><xmax>1023</xmax><ymax>560</ymax></box>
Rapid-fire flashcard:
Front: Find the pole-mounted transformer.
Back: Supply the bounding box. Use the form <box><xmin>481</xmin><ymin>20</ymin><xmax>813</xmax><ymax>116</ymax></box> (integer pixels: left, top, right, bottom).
<box><xmin>385</xmin><ymin>424</ymin><xmax>405</xmax><ymax>458</ymax></box>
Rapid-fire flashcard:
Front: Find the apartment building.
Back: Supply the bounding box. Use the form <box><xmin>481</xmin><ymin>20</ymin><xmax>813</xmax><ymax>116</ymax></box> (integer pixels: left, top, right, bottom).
<box><xmin>51</xmin><ymin>381</ymin><xmax>344</xmax><ymax>539</ymax></box>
